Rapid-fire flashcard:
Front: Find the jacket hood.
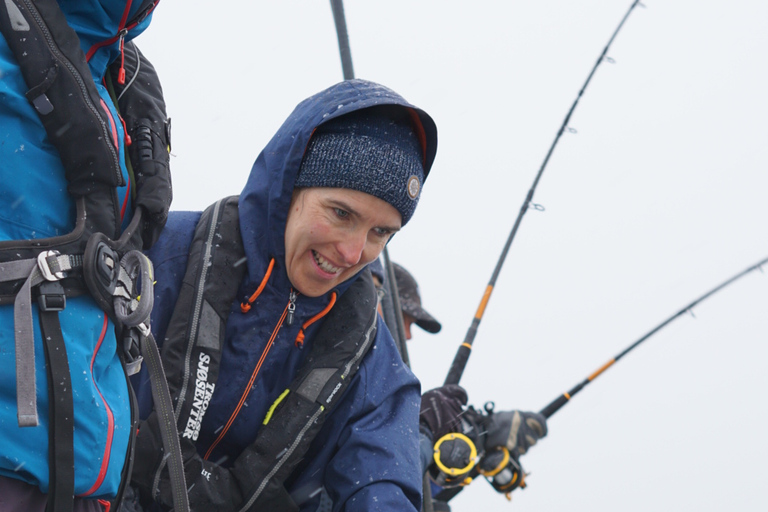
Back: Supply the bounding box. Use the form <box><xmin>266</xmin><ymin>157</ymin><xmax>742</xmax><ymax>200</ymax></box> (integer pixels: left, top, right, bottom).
<box><xmin>60</xmin><ymin>0</ymin><xmax>157</xmax><ymax>77</ymax></box>
<box><xmin>238</xmin><ymin>79</ymin><xmax>438</xmax><ymax>293</ymax></box>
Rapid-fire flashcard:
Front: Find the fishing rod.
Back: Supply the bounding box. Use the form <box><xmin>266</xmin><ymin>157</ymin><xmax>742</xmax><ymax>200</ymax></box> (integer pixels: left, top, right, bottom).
<box><xmin>432</xmin><ymin>255</ymin><xmax>768</xmax><ymax>500</ymax></box>
<box><xmin>329</xmin><ymin>0</ymin><xmax>355</xmax><ymax>80</ymax></box>
<box><xmin>444</xmin><ymin>0</ymin><xmax>642</xmax><ymax>386</ymax></box>
<box><xmin>539</xmin><ymin>255</ymin><xmax>768</xmax><ymax>418</ymax></box>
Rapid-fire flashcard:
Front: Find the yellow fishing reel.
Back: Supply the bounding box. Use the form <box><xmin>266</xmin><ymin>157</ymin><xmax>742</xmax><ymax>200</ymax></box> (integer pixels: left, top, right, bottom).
<box><xmin>429</xmin><ymin>432</ymin><xmax>479</xmax><ymax>488</ymax></box>
<box><xmin>478</xmin><ymin>447</ymin><xmax>526</xmax><ymax>498</ymax></box>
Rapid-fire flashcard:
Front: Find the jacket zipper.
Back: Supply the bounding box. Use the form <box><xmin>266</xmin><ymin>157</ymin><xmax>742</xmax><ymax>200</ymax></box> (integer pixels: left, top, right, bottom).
<box><xmin>285</xmin><ymin>290</ymin><xmax>298</xmax><ymax>326</ymax></box>
<box><xmin>202</xmin><ymin>291</ymin><xmax>295</xmax><ymax>461</ymax></box>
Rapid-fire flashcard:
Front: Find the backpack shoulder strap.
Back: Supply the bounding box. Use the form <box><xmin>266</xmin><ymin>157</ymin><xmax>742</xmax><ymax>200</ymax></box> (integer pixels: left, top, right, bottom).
<box><xmin>160</xmin><ymin>196</ymin><xmax>246</xmax><ymax>437</ymax></box>
<box><xmin>0</xmin><ymin>0</ymin><xmax>124</xmax><ymax>202</ymax></box>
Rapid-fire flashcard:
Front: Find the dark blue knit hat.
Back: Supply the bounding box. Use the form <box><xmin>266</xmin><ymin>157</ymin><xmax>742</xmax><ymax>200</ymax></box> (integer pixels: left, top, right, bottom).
<box><xmin>295</xmin><ymin>107</ymin><xmax>425</xmax><ymax>225</ymax></box>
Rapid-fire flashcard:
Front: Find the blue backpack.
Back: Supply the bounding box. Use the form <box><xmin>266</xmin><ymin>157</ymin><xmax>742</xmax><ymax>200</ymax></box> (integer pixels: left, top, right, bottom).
<box><xmin>0</xmin><ymin>0</ymin><xmax>173</xmax><ymax>508</ymax></box>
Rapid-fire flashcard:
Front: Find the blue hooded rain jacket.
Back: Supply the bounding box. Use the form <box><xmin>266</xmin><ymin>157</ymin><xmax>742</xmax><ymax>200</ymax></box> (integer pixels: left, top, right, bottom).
<box><xmin>0</xmin><ymin>0</ymin><xmax>158</xmax><ymax>501</ymax></box>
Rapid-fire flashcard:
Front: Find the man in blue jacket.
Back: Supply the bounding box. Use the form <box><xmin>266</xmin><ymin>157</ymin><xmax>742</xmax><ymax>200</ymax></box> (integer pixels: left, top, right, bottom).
<box><xmin>130</xmin><ymin>79</ymin><xmax>438</xmax><ymax>511</ymax></box>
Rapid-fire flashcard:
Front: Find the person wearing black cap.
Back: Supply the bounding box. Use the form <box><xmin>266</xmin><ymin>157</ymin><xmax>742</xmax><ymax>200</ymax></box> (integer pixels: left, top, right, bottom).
<box><xmin>128</xmin><ymin>79</ymin><xmax>438</xmax><ymax>512</ymax></box>
<box><xmin>392</xmin><ymin>262</ymin><xmax>442</xmax><ymax>339</ymax></box>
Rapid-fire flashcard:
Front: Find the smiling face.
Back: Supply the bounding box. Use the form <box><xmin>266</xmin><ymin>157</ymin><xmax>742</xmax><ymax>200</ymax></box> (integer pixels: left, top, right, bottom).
<box><xmin>284</xmin><ymin>187</ymin><xmax>402</xmax><ymax>297</ymax></box>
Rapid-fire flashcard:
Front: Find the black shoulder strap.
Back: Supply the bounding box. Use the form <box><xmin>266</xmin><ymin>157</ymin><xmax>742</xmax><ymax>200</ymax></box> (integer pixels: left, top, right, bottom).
<box><xmin>0</xmin><ymin>1</ymin><xmax>170</xmax><ymax>256</ymax></box>
<box><xmin>0</xmin><ymin>0</ymin><xmax>123</xmax><ymax>216</ymax></box>
<box><xmin>138</xmin><ymin>195</ymin><xmax>244</xmax><ymax>500</ymax></box>
<box><xmin>160</xmin><ymin>196</ymin><xmax>245</xmax><ymax>437</ymax></box>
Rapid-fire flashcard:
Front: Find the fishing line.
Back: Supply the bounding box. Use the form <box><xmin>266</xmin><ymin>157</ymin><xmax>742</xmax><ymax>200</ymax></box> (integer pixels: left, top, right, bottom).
<box><xmin>444</xmin><ymin>0</ymin><xmax>643</xmax><ymax>386</ymax></box>
<box><xmin>539</xmin><ymin>255</ymin><xmax>768</xmax><ymax>418</ymax></box>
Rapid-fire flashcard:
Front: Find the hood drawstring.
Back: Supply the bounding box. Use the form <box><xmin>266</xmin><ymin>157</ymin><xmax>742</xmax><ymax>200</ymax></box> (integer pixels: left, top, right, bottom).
<box><xmin>238</xmin><ymin>258</ymin><xmax>337</xmax><ymax>347</ymax></box>
<box><xmin>240</xmin><ymin>258</ymin><xmax>275</xmax><ymax>313</ymax></box>
<box><xmin>117</xmin><ymin>28</ymin><xmax>128</xmax><ymax>84</ymax></box>
<box><xmin>295</xmin><ymin>291</ymin><xmax>337</xmax><ymax>348</ymax></box>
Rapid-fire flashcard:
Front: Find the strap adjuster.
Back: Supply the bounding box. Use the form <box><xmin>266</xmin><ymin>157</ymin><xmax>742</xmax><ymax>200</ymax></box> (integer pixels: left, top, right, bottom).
<box><xmin>37</xmin><ymin>281</ymin><xmax>66</xmax><ymax>312</ymax></box>
<box><xmin>37</xmin><ymin>250</ymin><xmax>67</xmax><ymax>281</ymax></box>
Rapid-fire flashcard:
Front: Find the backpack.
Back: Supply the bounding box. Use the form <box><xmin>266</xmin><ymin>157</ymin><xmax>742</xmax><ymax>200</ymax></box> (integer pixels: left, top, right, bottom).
<box><xmin>0</xmin><ymin>0</ymin><xmax>177</xmax><ymax>509</ymax></box>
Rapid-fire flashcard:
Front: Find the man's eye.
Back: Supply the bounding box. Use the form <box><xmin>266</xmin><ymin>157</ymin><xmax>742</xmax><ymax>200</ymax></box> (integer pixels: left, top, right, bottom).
<box><xmin>373</xmin><ymin>227</ymin><xmax>392</xmax><ymax>237</ymax></box>
<box><xmin>334</xmin><ymin>208</ymin><xmax>349</xmax><ymax>218</ymax></box>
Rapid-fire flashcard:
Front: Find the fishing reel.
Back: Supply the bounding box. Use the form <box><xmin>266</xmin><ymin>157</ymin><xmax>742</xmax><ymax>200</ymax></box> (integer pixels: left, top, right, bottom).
<box><xmin>476</xmin><ymin>401</ymin><xmax>527</xmax><ymax>496</ymax></box>
<box><xmin>477</xmin><ymin>446</ymin><xmax>526</xmax><ymax>496</ymax></box>
<box><xmin>427</xmin><ymin>406</ymin><xmax>486</xmax><ymax>488</ymax></box>
<box><xmin>428</xmin><ymin>402</ymin><xmax>528</xmax><ymax>497</ymax></box>
<box><xmin>429</xmin><ymin>431</ymin><xmax>479</xmax><ymax>488</ymax></box>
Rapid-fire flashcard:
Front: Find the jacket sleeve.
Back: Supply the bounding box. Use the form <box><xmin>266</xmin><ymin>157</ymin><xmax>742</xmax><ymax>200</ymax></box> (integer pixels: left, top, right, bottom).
<box><xmin>322</xmin><ymin>318</ymin><xmax>424</xmax><ymax>511</ymax></box>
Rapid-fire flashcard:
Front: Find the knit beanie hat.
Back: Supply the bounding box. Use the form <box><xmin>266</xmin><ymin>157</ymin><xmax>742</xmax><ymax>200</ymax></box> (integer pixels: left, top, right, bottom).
<box><xmin>295</xmin><ymin>107</ymin><xmax>425</xmax><ymax>225</ymax></box>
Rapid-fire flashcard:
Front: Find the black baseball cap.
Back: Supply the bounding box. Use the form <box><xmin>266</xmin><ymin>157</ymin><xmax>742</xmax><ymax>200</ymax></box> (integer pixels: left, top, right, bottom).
<box><xmin>392</xmin><ymin>263</ymin><xmax>442</xmax><ymax>334</ymax></box>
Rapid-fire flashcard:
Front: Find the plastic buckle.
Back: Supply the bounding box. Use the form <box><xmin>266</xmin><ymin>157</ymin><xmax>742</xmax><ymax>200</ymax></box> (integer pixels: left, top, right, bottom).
<box><xmin>37</xmin><ymin>281</ymin><xmax>66</xmax><ymax>312</ymax></box>
<box><xmin>94</xmin><ymin>243</ymin><xmax>119</xmax><ymax>294</ymax></box>
<box><xmin>137</xmin><ymin>321</ymin><xmax>151</xmax><ymax>338</ymax></box>
<box><xmin>37</xmin><ymin>250</ymin><xmax>67</xmax><ymax>281</ymax></box>
<box><xmin>122</xmin><ymin>329</ymin><xmax>144</xmax><ymax>376</ymax></box>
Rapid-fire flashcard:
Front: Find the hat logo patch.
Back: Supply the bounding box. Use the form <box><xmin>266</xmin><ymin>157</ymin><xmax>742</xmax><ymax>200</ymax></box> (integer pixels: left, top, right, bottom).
<box><xmin>407</xmin><ymin>175</ymin><xmax>420</xmax><ymax>199</ymax></box>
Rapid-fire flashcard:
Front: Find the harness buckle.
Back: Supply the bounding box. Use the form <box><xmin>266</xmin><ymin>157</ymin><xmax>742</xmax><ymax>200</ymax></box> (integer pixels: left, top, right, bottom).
<box><xmin>137</xmin><ymin>321</ymin><xmax>151</xmax><ymax>338</ymax></box>
<box><xmin>37</xmin><ymin>281</ymin><xmax>66</xmax><ymax>312</ymax></box>
<box><xmin>122</xmin><ymin>328</ymin><xmax>144</xmax><ymax>376</ymax></box>
<box><xmin>37</xmin><ymin>250</ymin><xmax>67</xmax><ymax>281</ymax></box>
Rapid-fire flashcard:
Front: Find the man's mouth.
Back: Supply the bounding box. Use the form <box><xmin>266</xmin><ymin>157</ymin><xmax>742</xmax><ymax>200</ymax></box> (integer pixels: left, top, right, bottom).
<box><xmin>312</xmin><ymin>250</ymin><xmax>342</xmax><ymax>275</ymax></box>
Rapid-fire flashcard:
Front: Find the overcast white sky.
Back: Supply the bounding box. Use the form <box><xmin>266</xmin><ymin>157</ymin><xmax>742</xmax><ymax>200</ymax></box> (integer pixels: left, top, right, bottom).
<box><xmin>138</xmin><ymin>1</ymin><xmax>768</xmax><ymax>510</ymax></box>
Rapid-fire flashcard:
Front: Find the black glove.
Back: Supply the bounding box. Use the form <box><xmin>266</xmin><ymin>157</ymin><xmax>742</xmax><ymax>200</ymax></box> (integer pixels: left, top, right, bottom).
<box><xmin>110</xmin><ymin>42</ymin><xmax>172</xmax><ymax>250</ymax></box>
<box><xmin>485</xmin><ymin>410</ymin><xmax>548</xmax><ymax>456</ymax></box>
<box><xmin>419</xmin><ymin>384</ymin><xmax>468</xmax><ymax>441</ymax></box>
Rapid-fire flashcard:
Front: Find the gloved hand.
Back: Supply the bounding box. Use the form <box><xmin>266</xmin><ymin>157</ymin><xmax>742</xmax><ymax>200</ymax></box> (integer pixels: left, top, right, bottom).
<box><xmin>419</xmin><ymin>384</ymin><xmax>468</xmax><ymax>441</ymax></box>
<box><xmin>484</xmin><ymin>410</ymin><xmax>547</xmax><ymax>456</ymax></box>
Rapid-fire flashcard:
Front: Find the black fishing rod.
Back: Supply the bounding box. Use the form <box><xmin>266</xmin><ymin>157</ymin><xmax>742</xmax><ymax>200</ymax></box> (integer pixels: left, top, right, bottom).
<box><xmin>329</xmin><ymin>0</ymin><xmax>355</xmax><ymax>80</ymax></box>
<box><xmin>540</xmin><ymin>255</ymin><xmax>768</xmax><ymax>418</ymax></box>
<box><xmin>432</xmin><ymin>256</ymin><xmax>768</xmax><ymax>502</ymax></box>
<box><xmin>444</xmin><ymin>0</ymin><xmax>642</xmax><ymax>386</ymax></box>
